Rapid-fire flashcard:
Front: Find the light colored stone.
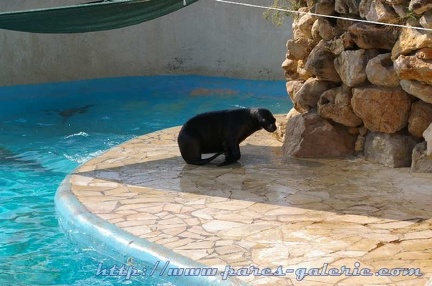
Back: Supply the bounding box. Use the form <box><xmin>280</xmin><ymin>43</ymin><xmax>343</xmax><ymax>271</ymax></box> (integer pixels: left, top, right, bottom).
<box><xmin>352</xmin><ymin>86</ymin><xmax>412</xmax><ymax>133</ymax></box>
<box><xmin>394</xmin><ymin>55</ymin><xmax>432</xmax><ymax>85</ymax></box>
<box><xmin>251</xmin><ymin>244</ymin><xmax>290</xmax><ymax>266</ymax></box>
<box><xmin>349</xmin><ymin>23</ymin><xmax>399</xmax><ymax>50</ymax></box>
<box><xmin>292</xmin><ymin>13</ymin><xmax>317</xmax><ymax>40</ymax></box>
<box><xmin>384</xmin><ymin>0</ymin><xmax>409</xmax><ymax>4</ymax></box>
<box><xmin>420</xmin><ymin>10</ymin><xmax>432</xmax><ymax>28</ymax></box>
<box><xmin>285</xmin><ymin>80</ymin><xmax>304</xmax><ymax>102</ymax></box>
<box><xmin>409</xmin><ymin>0</ymin><xmax>432</xmax><ymax>14</ymax></box>
<box><xmin>202</xmin><ymin>220</ymin><xmax>244</xmax><ymax>232</ymax></box>
<box><xmin>286</xmin><ymin>38</ymin><xmax>315</xmax><ymax>60</ymax></box>
<box><xmin>283</xmin><ymin>111</ymin><xmax>357</xmax><ymax>158</ymax></box>
<box><xmin>423</xmin><ymin>123</ymin><xmax>432</xmax><ymax>155</ymax></box>
<box><xmin>286</xmin><ymin>108</ymin><xmax>301</xmax><ymax>123</ymax></box>
<box><xmin>273</xmin><ymin>113</ymin><xmax>295</xmax><ymax>142</ymax></box>
<box><xmin>408</xmin><ymin>100</ymin><xmax>432</xmax><ymax>137</ymax></box>
<box><xmin>392</xmin><ymin>27</ymin><xmax>432</xmax><ymax>60</ymax></box>
<box><xmin>311</xmin><ymin>18</ymin><xmax>335</xmax><ymax>41</ymax></box>
<box><xmin>296</xmin><ymin>59</ymin><xmax>313</xmax><ymax>80</ymax></box>
<box><xmin>206</xmin><ymin>200</ymin><xmax>255</xmax><ymax>211</ymax></box>
<box><xmin>365</xmin><ymin>132</ymin><xmax>420</xmax><ymax>167</ymax></box>
<box><xmin>317</xmin><ymin>85</ymin><xmax>363</xmax><ymax>127</ymax></box>
<box><xmin>334</xmin><ymin>49</ymin><xmax>380</xmax><ymax>87</ymax></box>
<box><xmin>293</xmin><ymin>77</ymin><xmax>337</xmax><ymax>113</ymax></box>
<box><xmin>305</xmin><ymin>40</ymin><xmax>342</xmax><ymax>82</ymax></box>
<box><xmin>365</xmin><ymin>53</ymin><xmax>399</xmax><ymax>87</ymax></box>
<box><xmin>281</xmin><ymin>58</ymin><xmax>298</xmax><ymax>80</ymax></box>
<box><xmin>326</xmin><ymin>32</ymin><xmax>355</xmax><ymax>56</ymax></box>
<box><xmin>411</xmin><ymin>141</ymin><xmax>432</xmax><ymax>172</ymax></box>
<box><xmin>400</xmin><ymin>79</ymin><xmax>432</xmax><ymax>104</ymax></box>
<box><xmin>365</xmin><ymin>0</ymin><xmax>400</xmax><ymax>23</ymax></box>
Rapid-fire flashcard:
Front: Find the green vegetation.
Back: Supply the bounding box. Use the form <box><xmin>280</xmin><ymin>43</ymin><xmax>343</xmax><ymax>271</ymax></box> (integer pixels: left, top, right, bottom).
<box><xmin>263</xmin><ymin>0</ymin><xmax>309</xmax><ymax>25</ymax></box>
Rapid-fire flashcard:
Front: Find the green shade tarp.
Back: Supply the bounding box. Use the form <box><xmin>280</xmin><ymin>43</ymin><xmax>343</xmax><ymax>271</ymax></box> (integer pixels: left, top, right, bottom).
<box><xmin>0</xmin><ymin>0</ymin><xmax>199</xmax><ymax>33</ymax></box>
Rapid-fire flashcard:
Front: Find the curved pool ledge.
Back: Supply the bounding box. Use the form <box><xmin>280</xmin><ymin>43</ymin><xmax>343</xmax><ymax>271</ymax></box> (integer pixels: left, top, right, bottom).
<box><xmin>56</xmin><ymin>123</ymin><xmax>432</xmax><ymax>286</ymax></box>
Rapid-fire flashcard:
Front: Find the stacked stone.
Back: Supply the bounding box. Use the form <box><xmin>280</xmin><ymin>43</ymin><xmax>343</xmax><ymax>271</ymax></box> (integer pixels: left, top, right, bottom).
<box><xmin>281</xmin><ymin>0</ymin><xmax>432</xmax><ymax>172</ymax></box>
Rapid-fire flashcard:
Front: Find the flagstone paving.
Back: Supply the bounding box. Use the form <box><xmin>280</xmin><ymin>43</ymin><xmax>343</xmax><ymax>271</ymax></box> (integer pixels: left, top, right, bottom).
<box><xmin>63</xmin><ymin>118</ymin><xmax>432</xmax><ymax>285</ymax></box>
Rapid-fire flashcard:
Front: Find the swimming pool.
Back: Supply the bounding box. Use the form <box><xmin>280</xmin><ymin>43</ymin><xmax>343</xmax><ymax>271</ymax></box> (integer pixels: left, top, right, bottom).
<box><xmin>0</xmin><ymin>75</ymin><xmax>290</xmax><ymax>285</ymax></box>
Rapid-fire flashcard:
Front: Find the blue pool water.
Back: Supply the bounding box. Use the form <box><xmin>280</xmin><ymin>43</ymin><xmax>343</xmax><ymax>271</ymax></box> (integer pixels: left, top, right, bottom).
<box><xmin>0</xmin><ymin>75</ymin><xmax>291</xmax><ymax>285</ymax></box>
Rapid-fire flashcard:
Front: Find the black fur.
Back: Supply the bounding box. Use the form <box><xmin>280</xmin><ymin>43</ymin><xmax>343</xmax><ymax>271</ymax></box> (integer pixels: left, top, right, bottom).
<box><xmin>177</xmin><ymin>108</ymin><xmax>277</xmax><ymax>166</ymax></box>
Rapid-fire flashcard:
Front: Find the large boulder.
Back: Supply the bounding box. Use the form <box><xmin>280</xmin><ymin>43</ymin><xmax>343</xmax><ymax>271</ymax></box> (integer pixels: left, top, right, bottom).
<box><xmin>286</xmin><ymin>38</ymin><xmax>315</xmax><ymax>60</ymax></box>
<box><xmin>364</xmin><ymin>132</ymin><xmax>421</xmax><ymax>167</ymax></box>
<box><xmin>292</xmin><ymin>77</ymin><xmax>337</xmax><ymax>113</ymax></box>
<box><xmin>305</xmin><ymin>40</ymin><xmax>342</xmax><ymax>82</ymax></box>
<box><xmin>365</xmin><ymin>0</ymin><xmax>399</xmax><ymax>23</ymax></box>
<box><xmin>351</xmin><ymin>86</ymin><xmax>412</xmax><ymax>133</ymax></box>
<box><xmin>394</xmin><ymin>55</ymin><xmax>432</xmax><ymax>85</ymax></box>
<box><xmin>408</xmin><ymin>100</ymin><xmax>432</xmax><ymax>137</ymax></box>
<box><xmin>283</xmin><ymin>112</ymin><xmax>357</xmax><ymax>158</ymax></box>
<box><xmin>392</xmin><ymin>27</ymin><xmax>432</xmax><ymax>60</ymax></box>
<box><xmin>292</xmin><ymin>12</ymin><xmax>317</xmax><ymax>40</ymax></box>
<box><xmin>411</xmin><ymin>142</ymin><xmax>432</xmax><ymax>173</ymax></box>
<box><xmin>317</xmin><ymin>85</ymin><xmax>363</xmax><ymax>127</ymax></box>
<box><xmin>348</xmin><ymin>23</ymin><xmax>399</xmax><ymax>50</ymax></box>
<box><xmin>285</xmin><ymin>80</ymin><xmax>304</xmax><ymax>102</ymax></box>
<box><xmin>365</xmin><ymin>53</ymin><xmax>399</xmax><ymax>87</ymax></box>
<box><xmin>273</xmin><ymin>108</ymin><xmax>301</xmax><ymax>142</ymax></box>
<box><xmin>334</xmin><ymin>49</ymin><xmax>380</xmax><ymax>87</ymax></box>
<box><xmin>400</xmin><ymin>79</ymin><xmax>432</xmax><ymax>104</ymax></box>
<box><xmin>311</xmin><ymin>18</ymin><xmax>336</xmax><ymax>41</ymax></box>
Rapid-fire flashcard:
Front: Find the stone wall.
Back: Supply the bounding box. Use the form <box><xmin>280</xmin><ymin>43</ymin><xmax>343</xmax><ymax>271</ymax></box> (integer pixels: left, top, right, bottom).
<box><xmin>281</xmin><ymin>0</ymin><xmax>432</xmax><ymax>172</ymax></box>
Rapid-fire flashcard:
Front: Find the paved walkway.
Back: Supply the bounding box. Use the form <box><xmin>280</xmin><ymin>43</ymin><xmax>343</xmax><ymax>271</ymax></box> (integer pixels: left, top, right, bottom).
<box><xmin>61</xmin><ymin>121</ymin><xmax>432</xmax><ymax>285</ymax></box>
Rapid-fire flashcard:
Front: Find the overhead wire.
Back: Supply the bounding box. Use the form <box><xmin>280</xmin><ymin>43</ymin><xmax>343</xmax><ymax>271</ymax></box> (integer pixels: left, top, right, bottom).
<box><xmin>214</xmin><ymin>0</ymin><xmax>432</xmax><ymax>32</ymax></box>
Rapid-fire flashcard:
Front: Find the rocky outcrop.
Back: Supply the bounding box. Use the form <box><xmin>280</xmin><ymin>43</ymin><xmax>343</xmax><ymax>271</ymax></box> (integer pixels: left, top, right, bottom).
<box><xmin>281</xmin><ymin>2</ymin><xmax>432</xmax><ymax>170</ymax></box>
<box><xmin>283</xmin><ymin>112</ymin><xmax>357</xmax><ymax>158</ymax></box>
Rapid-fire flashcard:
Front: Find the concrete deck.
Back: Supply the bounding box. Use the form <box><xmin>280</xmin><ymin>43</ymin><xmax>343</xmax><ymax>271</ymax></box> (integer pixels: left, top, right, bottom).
<box><xmin>56</xmin><ymin>123</ymin><xmax>432</xmax><ymax>285</ymax></box>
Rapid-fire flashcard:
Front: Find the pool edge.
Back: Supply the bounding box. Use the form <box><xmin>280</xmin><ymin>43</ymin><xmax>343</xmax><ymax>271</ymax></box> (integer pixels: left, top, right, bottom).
<box><xmin>54</xmin><ymin>175</ymin><xmax>246</xmax><ymax>286</ymax></box>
